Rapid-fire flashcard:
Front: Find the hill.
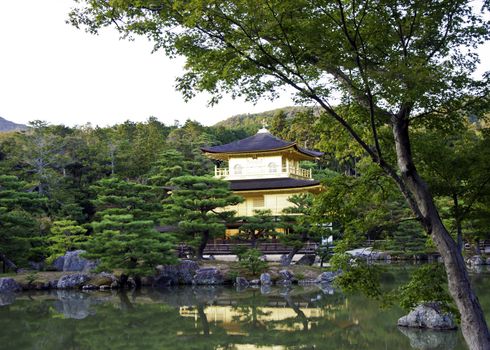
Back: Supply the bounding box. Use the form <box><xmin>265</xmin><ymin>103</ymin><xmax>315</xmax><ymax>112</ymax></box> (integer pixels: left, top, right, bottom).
<box><xmin>215</xmin><ymin>106</ymin><xmax>314</xmax><ymax>134</ymax></box>
<box><xmin>0</xmin><ymin>117</ymin><xmax>27</xmax><ymax>132</ymax></box>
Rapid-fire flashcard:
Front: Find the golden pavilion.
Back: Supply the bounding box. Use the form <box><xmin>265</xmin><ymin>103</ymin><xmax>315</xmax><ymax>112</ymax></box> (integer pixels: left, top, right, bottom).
<box><xmin>201</xmin><ymin>126</ymin><xmax>323</xmax><ymax>220</ymax></box>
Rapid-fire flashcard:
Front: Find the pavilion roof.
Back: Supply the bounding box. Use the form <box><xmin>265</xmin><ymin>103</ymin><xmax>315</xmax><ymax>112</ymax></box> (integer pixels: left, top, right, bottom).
<box><xmin>229</xmin><ymin>178</ymin><xmax>321</xmax><ymax>191</ymax></box>
<box><xmin>201</xmin><ymin>130</ymin><xmax>323</xmax><ymax>158</ymax></box>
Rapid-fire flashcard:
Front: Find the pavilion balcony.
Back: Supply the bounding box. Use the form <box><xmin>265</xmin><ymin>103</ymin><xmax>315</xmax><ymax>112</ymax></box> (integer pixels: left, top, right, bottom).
<box><xmin>214</xmin><ymin>165</ymin><xmax>313</xmax><ymax>180</ymax></box>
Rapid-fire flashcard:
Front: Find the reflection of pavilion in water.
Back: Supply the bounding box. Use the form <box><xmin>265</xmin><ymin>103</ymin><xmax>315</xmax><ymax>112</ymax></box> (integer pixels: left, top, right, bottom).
<box><xmin>179</xmin><ymin>298</ymin><xmax>357</xmax><ymax>335</ymax></box>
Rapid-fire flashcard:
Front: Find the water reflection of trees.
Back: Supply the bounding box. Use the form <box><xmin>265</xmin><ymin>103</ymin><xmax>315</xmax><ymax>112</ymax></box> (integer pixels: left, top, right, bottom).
<box><xmin>0</xmin><ymin>284</ymin><xmax>470</xmax><ymax>350</ymax></box>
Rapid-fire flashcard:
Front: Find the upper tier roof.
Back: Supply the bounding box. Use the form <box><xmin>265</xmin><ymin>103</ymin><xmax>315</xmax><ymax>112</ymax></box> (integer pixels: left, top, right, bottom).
<box><xmin>201</xmin><ymin>129</ymin><xmax>323</xmax><ymax>158</ymax></box>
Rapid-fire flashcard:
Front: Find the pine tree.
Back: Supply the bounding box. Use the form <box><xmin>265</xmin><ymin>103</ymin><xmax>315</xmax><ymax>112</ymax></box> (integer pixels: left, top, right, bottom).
<box><xmin>280</xmin><ymin>193</ymin><xmax>326</xmax><ymax>265</ymax></box>
<box><xmin>84</xmin><ymin>177</ymin><xmax>176</xmax><ymax>277</ymax></box>
<box><xmin>238</xmin><ymin>209</ymin><xmax>277</xmax><ymax>248</ymax></box>
<box><xmin>163</xmin><ymin>176</ymin><xmax>243</xmax><ymax>259</ymax></box>
<box><xmin>0</xmin><ymin>175</ymin><xmax>47</xmax><ymax>271</ymax></box>
<box><xmin>46</xmin><ymin>220</ymin><xmax>88</xmax><ymax>264</ymax></box>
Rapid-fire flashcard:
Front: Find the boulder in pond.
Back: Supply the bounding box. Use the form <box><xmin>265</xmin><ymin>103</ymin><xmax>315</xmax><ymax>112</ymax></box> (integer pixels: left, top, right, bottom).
<box><xmin>315</xmin><ymin>270</ymin><xmax>342</xmax><ymax>284</ymax></box>
<box><xmin>235</xmin><ymin>277</ymin><xmax>249</xmax><ymax>288</ymax></box>
<box><xmin>57</xmin><ymin>274</ymin><xmax>90</xmax><ymax>289</ymax></box>
<box><xmin>260</xmin><ymin>273</ymin><xmax>271</xmax><ymax>285</ymax></box>
<box><xmin>277</xmin><ymin>270</ymin><xmax>294</xmax><ymax>285</ymax></box>
<box><xmin>0</xmin><ymin>278</ymin><xmax>21</xmax><ymax>293</ymax></box>
<box><xmin>296</xmin><ymin>254</ymin><xmax>316</xmax><ymax>266</ymax></box>
<box><xmin>63</xmin><ymin>250</ymin><xmax>97</xmax><ymax>272</ymax></box>
<box><xmin>193</xmin><ymin>268</ymin><xmax>223</xmax><ymax>285</ymax></box>
<box><xmin>155</xmin><ymin>260</ymin><xmax>200</xmax><ymax>286</ymax></box>
<box><xmin>397</xmin><ymin>303</ymin><xmax>457</xmax><ymax>330</ymax></box>
<box><xmin>466</xmin><ymin>255</ymin><xmax>484</xmax><ymax>266</ymax></box>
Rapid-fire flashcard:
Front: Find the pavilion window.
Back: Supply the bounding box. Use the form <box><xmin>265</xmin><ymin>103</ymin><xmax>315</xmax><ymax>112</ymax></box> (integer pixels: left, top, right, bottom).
<box><xmin>268</xmin><ymin>162</ymin><xmax>277</xmax><ymax>173</ymax></box>
<box><xmin>234</xmin><ymin>164</ymin><xmax>243</xmax><ymax>175</ymax></box>
<box><xmin>253</xmin><ymin>196</ymin><xmax>265</xmax><ymax>208</ymax></box>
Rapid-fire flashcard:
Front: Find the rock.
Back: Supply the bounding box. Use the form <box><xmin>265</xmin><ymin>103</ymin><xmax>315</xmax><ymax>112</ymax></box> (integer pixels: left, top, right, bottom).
<box><xmin>52</xmin><ymin>256</ymin><xmax>65</xmax><ymax>271</ymax></box>
<box><xmin>110</xmin><ymin>280</ymin><xmax>119</xmax><ymax>289</ymax></box>
<box><xmin>82</xmin><ymin>284</ymin><xmax>98</xmax><ymax>290</ymax></box>
<box><xmin>155</xmin><ymin>260</ymin><xmax>200</xmax><ymax>287</ymax></box>
<box><xmin>88</xmin><ymin>272</ymin><xmax>116</xmax><ymax>287</ymax></box>
<box><xmin>235</xmin><ymin>277</ymin><xmax>249</xmax><ymax>288</ymax></box>
<box><xmin>318</xmin><ymin>283</ymin><xmax>334</xmax><ymax>295</ymax></box>
<box><xmin>315</xmin><ymin>270</ymin><xmax>341</xmax><ymax>284</ymax></box>
<box><xmin>277</xmin><ymin>270</ymin><xmax>294</xmax><ymax>285</ymax></box>
<box><xmin>193</xmin><ymin>267</ymin><xmax>224</xmax><ymax>285</ymax></box>
<box><xmin>280</xmin><ymin>254</ymin><xmax>291</xmax><ymax>266</ymax></box>
<box><xmin>250</xmin><ymin>279</ymin><xmax>260</xmax><ymax>285</ymax></box>
<box><xmin>99</xmin><ymin>285</ymin><xmax>111</xmax><ymax>291</ymax></box>
<box><xmin>127</xmin><ymin>277</ymin><xmax>137</xmax><ymax>289</ymax></box>
<box><xmin>296</xmin><ymin>254</ymin><xmax>316</xmax><ymax>266</ymax></box>
<box><xmin>0</xmin><ymin>278</ymin><xmax>21</xmax><ymax>293</ymax></box>
<box><xmin>260</xmin><ymin>273</ymin><xmax>272</xmax><ymax>285</ymax></box>
<box><xmin>486</xmin><ymin>257</ymin><xmax>490</xmax><ymax>265</ymax></box>
<box><xmin>398</xmin><ymin>327</ymin><xmax>458</xmax><ymax>350</ymax></box>
<box><xmin>63</xmin><ymin>250</ymin><xmax>97</xmax><ymax>272</ymax></box>
<box><xmin>57</xmin><ymin>274</ymin><xmax>90</xmax><ymax>289</ymax></box>
<box><xmin>48</xmin><ymin>280</ymin><xmax>59</xmax><ymax>289</ymax></box>
<box><xmin>466</xmin><ymin>255</ymin><xmax>484</xmax><ymax>266</ymax></box>
<box><xmin>397</xmin><ymin>303</ymin><xmax>457</xmax><ymax>330</ymax></box>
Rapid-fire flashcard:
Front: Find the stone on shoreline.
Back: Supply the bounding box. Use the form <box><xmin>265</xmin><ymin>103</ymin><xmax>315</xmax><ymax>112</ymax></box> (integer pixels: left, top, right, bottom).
<box><xmin>466</xmin><ymin>255</ymin><xmax>484</xmax><ymax>266</ymax></box>
<box><xmin>193</xmin><ymin>267</ymin><xmax>224</xmax><ymax>285</ymax></box>
<box><xmin>63</xmin><ymin>250</ymin><xmax>97</xmax><ymax>272</ymax></box>
<box><xmin>296</xmin><ymin>255</ymin><xmax>316</xmax><ymax>266</ymax></box>
<box><xmin>397</xmin><ymin>303</ymin><xmax>457</xmax><ymax>330</ymax></box>
<box><xmin>57</xmin><ymin>274</ymin><xmax>90</xmax><ymax>289</ymax></box>
<box><xmin>260</xmin><ymin>273</ymin><xmax>272</xmax><ymax>285</ymax></box>
<box><xmin>315</xmin><ymin>270</ymin><xmax>341</xmax><ymax>284</ymax></box>
<box><xmin>0</xmin><ymin>278</ymin><xmax>21</xmax><ymax>293</ymax></box>
<box><xmin>154</xmin><ymin>260</ymin><xmax>200</xmax><ymax>287</ymax></box>
<box><xmin>277</xmin><ymin>270</ymin><xmax>294</xmax><ymax>285</ymax></box>
<box><xmin>235</xmin><ymin>277</ymin><xmax>249</xmax><ymax>288</ymax></box>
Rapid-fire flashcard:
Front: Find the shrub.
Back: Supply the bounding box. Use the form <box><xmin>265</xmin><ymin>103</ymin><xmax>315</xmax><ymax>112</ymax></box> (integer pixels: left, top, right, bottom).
<box><xmin>238</xmin><ymin>248</ymin><xmax>267</xmax><ymax>276</ymax></box>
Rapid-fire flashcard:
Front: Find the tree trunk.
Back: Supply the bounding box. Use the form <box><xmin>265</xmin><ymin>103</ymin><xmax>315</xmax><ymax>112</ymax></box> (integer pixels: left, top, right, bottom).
<box><xmin>0</xmin><ymin>253</ymin><xmax>18</xmax><ymax>273</ymax></box>
<box><xmin>392</xmin><ymin>117</ymin><xmax>490</xmax><ymax>350</ymax></box>
<box><xmin>197</xmin><ymin>231</ymin><xmax>210</xmax><ymax>260</ymax></box>
<box><xmin>283</xmin><ymin>246</ymin><xmax>300</xmax><ymax>266</ymax></box>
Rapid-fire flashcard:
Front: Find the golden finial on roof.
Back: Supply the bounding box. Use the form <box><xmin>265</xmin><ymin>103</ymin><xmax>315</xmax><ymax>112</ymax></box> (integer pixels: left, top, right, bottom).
<box><xmin>257</xmin><ymin>119</ymin><xmax>269</xmax><ymax>134</ymax></box>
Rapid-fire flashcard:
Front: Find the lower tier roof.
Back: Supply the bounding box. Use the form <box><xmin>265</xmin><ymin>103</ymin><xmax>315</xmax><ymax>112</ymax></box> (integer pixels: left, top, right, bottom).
<box><xmin>229</xmin><ymin>178</ymin><xmax>321</xmax><ymax>191</ymax></box>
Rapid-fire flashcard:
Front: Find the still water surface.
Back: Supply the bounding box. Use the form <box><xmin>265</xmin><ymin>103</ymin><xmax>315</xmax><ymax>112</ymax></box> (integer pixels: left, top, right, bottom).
<box><xmin>1</xmin><ymin>266</ymin><xmax>489</xmax><ymax>350</ymax></box>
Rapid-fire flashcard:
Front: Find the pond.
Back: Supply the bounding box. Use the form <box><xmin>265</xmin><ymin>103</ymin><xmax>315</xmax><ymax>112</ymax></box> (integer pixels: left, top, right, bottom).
<box><xmin>1</xmin><ymin>266</ymin><xmax>489</xmax><ymax>350</ymax></box>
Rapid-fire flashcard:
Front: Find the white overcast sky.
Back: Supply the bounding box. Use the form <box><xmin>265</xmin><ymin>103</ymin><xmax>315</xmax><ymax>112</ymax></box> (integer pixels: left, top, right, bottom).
<box><xmin>0</xmin><ymin>1</ymin><xmax>488</xmax><ymax>127</ymax></box>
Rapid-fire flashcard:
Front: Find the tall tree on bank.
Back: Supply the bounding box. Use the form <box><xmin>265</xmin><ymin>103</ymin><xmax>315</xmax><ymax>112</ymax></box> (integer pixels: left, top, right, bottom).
<box><xmin>69</xmin><ymin>1</ymin><xmax>490</xmax><ymax>348</ymax></box>
<box><xmin>84</xmin><ymin>177</ymin><xmax>176</xmax><ymax>278</ymax></box>
<box><xmin>0</xmin><ymin>175</ymin><xmax>47</xmax><ymax>271</ymax></box>
<box><xmin>162</xmin><ymin>176</ymin><xmax>243</xmax><ymax>259</ymax></box>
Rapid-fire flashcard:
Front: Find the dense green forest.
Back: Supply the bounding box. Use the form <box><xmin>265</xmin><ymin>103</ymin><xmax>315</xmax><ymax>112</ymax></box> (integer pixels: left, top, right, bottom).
<box><xmin>0</xmin><ymin>108</ymin><xmax>489</xmax><ymax>276</ymax></box>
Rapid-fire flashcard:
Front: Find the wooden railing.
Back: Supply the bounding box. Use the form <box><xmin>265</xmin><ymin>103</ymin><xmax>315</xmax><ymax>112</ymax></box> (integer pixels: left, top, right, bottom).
<box><xmin>214</xmin><ymin>166</ymin><xmax>312</xmax><ymax>179</ymax></box>
<box><xmin>178</xmin><ymin>241</ymin><xmax>318</xmax><ymax>256</ymax></box>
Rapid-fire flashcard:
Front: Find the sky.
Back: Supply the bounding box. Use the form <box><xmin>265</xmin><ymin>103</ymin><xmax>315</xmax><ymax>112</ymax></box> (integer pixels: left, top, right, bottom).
<box><xmin>0</xmin><ymin>1</ymin><xmax>488</xmax><ymax>128</ymax></box>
